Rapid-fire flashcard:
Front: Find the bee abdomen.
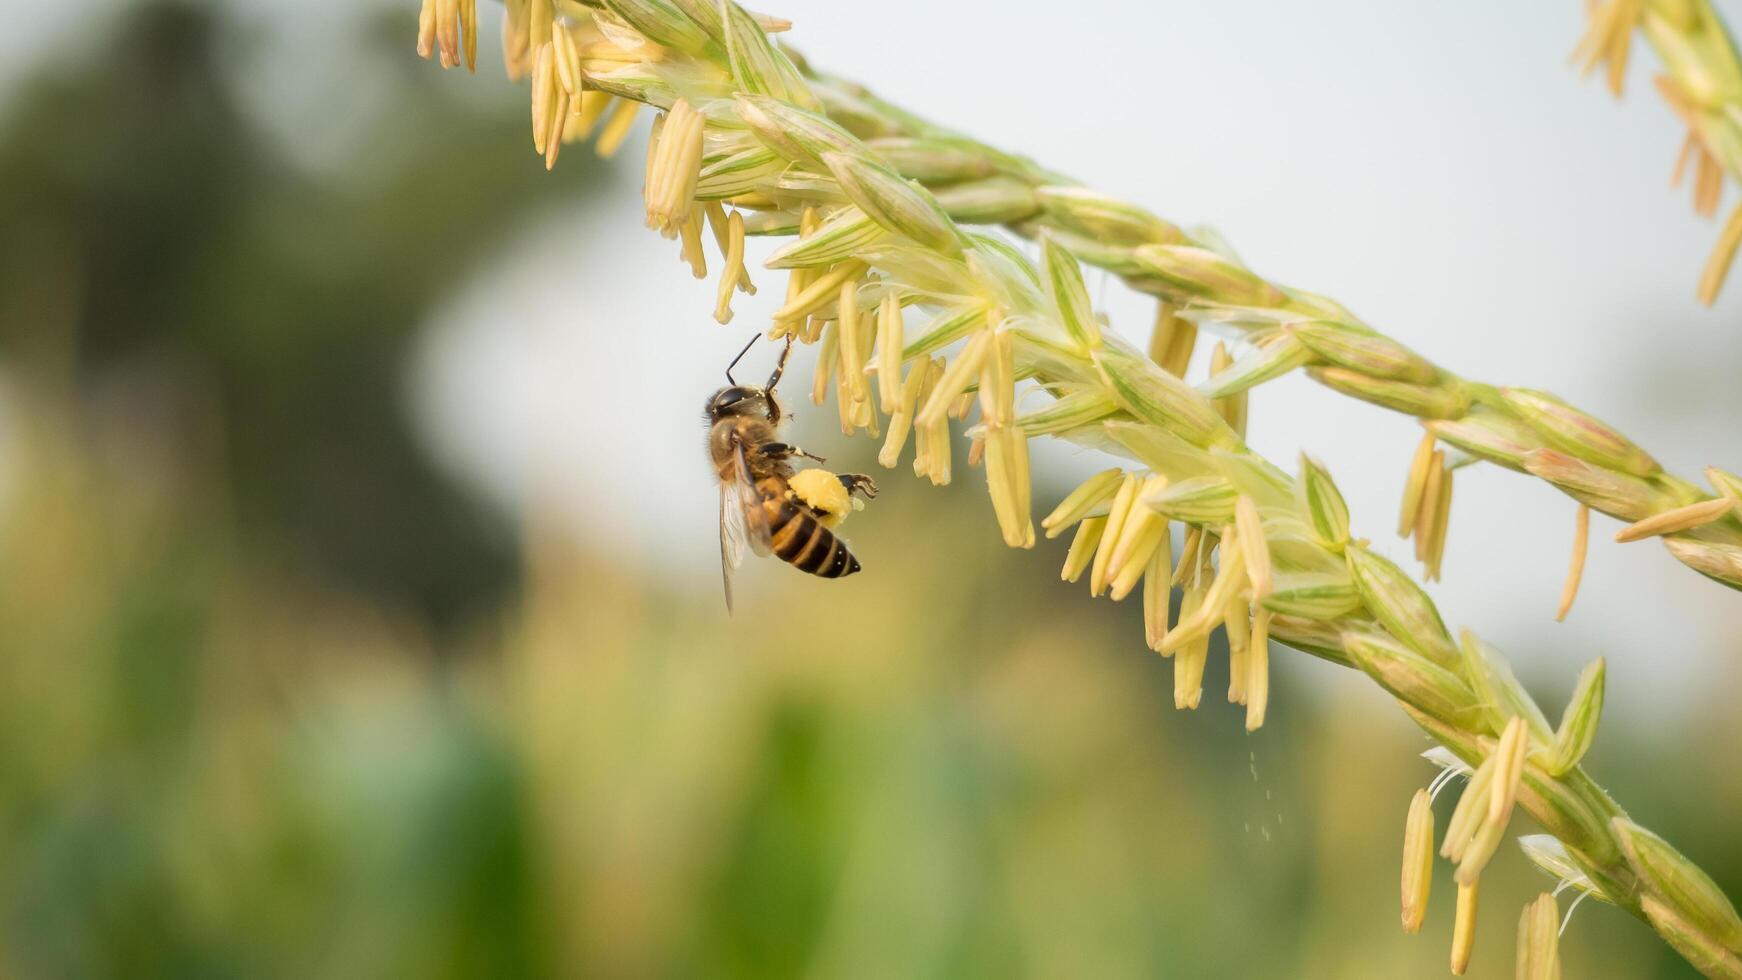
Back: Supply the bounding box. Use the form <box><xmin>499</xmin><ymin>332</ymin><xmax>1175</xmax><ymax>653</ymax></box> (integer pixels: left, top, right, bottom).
<box><xmin>768</xmin><ymin>499</ymin><xmax>862</xmax><ymax>579</ymax></box>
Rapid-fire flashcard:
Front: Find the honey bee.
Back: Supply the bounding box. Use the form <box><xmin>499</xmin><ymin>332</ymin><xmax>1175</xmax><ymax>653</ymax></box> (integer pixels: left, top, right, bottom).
<box><xmin>708</xmin><ymin>334</ymin><xmax>878</xmax><ymax>610</ymax></box>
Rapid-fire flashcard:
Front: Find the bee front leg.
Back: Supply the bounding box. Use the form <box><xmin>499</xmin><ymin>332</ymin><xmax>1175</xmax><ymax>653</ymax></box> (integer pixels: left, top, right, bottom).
<box><xmin>838</xmin><ymin>473</ymin><xmax>879</xmax><ymax>500</ymax></box>
<box><xmin>760</xmin><ymin>442</ymin><xmax>825</xmax><ymax>464</ymax></box>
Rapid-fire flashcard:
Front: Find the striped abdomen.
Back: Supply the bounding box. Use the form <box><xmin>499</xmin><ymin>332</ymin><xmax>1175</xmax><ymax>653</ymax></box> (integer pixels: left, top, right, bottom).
<box><xmin>763</xmin><ymin>485</ymin><xmax>861</xmax><ymax>579</ymax></box>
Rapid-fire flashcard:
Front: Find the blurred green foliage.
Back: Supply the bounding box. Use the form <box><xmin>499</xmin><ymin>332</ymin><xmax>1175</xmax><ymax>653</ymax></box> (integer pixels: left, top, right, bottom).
<box><xmin>0</xmin><ymin>4</ymin><xmax>1735</xmax><ymax>978</ymax></box>
<box><xmin>0</xmin><ymin>2</ymin><xmax>605</xmax><ymax>626</ymax></box>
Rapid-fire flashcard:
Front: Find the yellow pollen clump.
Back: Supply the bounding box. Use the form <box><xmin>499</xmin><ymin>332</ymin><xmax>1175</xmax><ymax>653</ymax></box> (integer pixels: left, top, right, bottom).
<box><xmin>788</xmin><ymin>469</ymin><xmax>855</xmax><ymax>529</ymax></box>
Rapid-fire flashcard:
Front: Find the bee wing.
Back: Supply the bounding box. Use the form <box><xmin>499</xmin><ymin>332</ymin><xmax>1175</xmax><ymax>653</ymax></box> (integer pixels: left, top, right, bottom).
<box><xmin>719</xmin><ymin>442</ymin><xmax>773</xmax><ymax>611</ymax></box>
<box><xmin>719</xmin><ymin>484</ymin><xmax>744</xmax><ymax>613</ymax></box>
<box><xmin>733</xmin><ymin>442</ymin><xmax>774</xmax><ymax>556</ymax></box>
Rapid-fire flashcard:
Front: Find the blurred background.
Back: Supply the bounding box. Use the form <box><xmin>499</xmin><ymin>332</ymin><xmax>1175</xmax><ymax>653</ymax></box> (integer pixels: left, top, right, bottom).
<box><xmin>1</xmin><ymin>1</ymin><xmax>1739</xmax><ymax>976</ymax></box>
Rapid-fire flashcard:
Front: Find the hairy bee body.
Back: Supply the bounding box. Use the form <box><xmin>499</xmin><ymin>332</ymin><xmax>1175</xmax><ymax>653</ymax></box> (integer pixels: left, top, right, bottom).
<box><xmin>758</xmin><ymin>474</ymin><xmax>861</xmax><ymax>578</ymax></box>
<box><xmin>708</xmin><ymin>416</ymin><xmax>861</xmax><ymax>580</ymax></box>
<box><xmin>708</xmin><ymin>336</ymin><xmax>876</xmax><ymax>610</ymax></box>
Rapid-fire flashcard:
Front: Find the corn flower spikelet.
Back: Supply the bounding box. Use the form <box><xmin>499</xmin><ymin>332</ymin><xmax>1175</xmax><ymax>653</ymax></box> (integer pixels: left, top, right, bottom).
<box><xmin>1575</xmin><ymin>0</ymin><xmax>1742</xmax><ymax>304</ymax></box>
<box><xmin>435</xmin><ymin>0</ymin><xmax>1742</xmax><ymax>596</ymax></box>
<box><xmin>415</xmin><ymin>0</ymin><xmax>479</xmax><ymax>71</ymax></box>
<box><xmin>413</xmin><ymin>4</ymin><xmax>1742</xmax><ymax>974</ymax></box>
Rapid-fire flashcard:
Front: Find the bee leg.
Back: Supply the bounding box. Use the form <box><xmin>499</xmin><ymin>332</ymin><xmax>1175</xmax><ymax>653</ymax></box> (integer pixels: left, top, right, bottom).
<box><xmin>761</xmin><ymin>442</ymin><xmax>825</xmax><ymax>464</ymax></box>
<box><xmin>765</xmin><ymin>334</ymin><xmax>797</xmax><ymax>391</ymax></box>
<box><xmin>838</xmin><ymin>473</ymin><xmax>879</xmax><ymax>500</ymax></box>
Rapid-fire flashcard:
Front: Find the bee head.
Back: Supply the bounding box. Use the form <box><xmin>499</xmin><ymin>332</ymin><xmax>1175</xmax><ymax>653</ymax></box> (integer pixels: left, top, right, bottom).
<box><xmin>706</xmin><ymin>385</ymin><xmax>780</xmax><ymax>423</ymax></box>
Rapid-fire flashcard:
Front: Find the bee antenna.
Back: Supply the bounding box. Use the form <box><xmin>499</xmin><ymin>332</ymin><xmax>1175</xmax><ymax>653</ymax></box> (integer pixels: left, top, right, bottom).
<box><xmin>725</xmin><ymin>333</ymin><xmax>760</xmax><ymax>386</ymax></box>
